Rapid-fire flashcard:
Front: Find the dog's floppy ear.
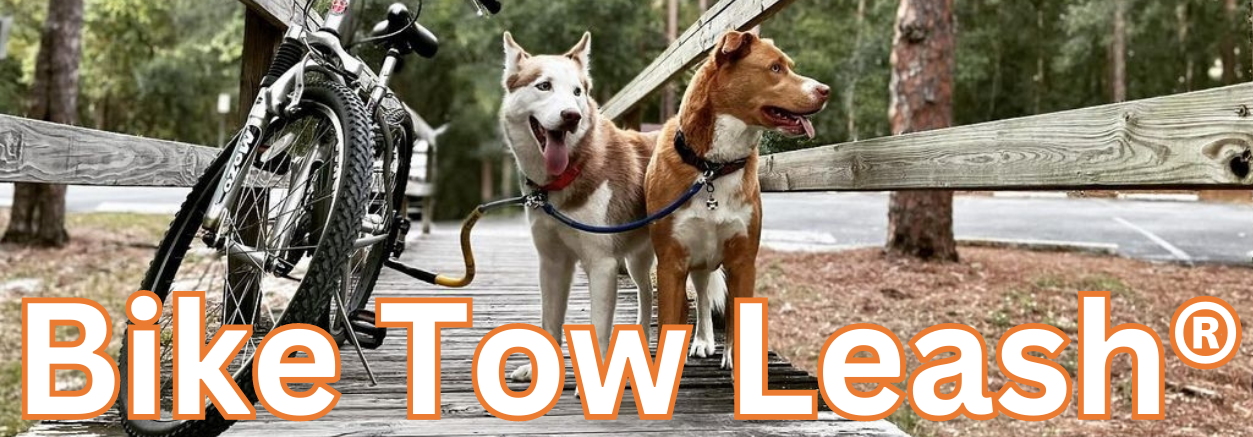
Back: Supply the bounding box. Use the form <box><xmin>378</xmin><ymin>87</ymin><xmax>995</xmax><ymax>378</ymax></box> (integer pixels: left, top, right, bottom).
<box><xmin>502</xmin><ymin>32</ymin><xmax>531</xmax><ymax>87</ymax></box>
<box><xmin>714</xmin><ymin>30</ymin><xmax>755</xmax><ymax>66</ymax></box>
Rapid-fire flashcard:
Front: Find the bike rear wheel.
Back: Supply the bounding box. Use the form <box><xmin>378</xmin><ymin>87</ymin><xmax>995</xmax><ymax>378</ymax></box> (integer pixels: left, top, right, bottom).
<box><xmin>117</xmin><ymin>81</ymin><xmax>371</xmax><ymax>437</ymax></box>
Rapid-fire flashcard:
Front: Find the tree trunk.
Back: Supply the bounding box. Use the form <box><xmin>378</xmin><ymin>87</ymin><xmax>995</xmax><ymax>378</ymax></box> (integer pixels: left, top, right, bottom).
<box><xmin>845</xmin><ymin>0</ymin><xmax>866</xmax><ymax>140</ymax></box>
<box><xmin>1177</xmin><ymin>3</ymin><xmax>1193</xmax><ymax>92</ymax></box>
<box><xmin>886</xmin><ymin>0</ymin><xmax>957</xmax><ymax>262</ymax></box>
<box><xmin>3</xmin><ymin>0</ymin><xmax>84</xmax><ymax>247</ymax></box>
<box><xmin>661</xmin><ymin>0</ymin><xmax>679</xmax><ymax>121</ymax></box>
<box><xmin>1222</xmin><ymin>0</ymin><xmax>1240</xmax><ymax>85</ymax></box>
<box><xmin>480</xmin><ymin>157</ymin><xmax>494</xmax><ymax>202</ymax></box>
<box><xmin>1111</xmin><ymin>0</ymin><xmax>1127</xmax><ymax>103</ymax></box>
<box><xmin>1034</xmin><ymin>0</ymin><xmax>1045</xmax><ymax>114</ymax></box>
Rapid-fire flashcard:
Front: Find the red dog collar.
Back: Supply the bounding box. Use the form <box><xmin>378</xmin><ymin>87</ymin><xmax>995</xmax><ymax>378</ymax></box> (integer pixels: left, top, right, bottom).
<box><xmin>527</xmin><ymin>164</ymin><xmax>582</xmax><ymax>192</ymax></box>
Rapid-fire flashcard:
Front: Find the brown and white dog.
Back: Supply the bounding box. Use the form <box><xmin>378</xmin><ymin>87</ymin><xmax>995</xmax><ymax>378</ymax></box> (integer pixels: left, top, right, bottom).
<box><xmin>500</xmin><ymin>32</ymin><xmax>659</xmax><ymax>381</ymax></box>
<box><xmin>645</xmin><ymin>31</ymin><xmax>829</xmax><ymax>369</ymax></box>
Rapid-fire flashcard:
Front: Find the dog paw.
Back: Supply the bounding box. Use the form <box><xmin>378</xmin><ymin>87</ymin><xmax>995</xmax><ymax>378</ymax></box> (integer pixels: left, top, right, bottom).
<box><xmin>689</xmin><ymin>337</ymin><xmax>716</xmax><ymax>358</ymax></box>
<box><xmin>510</xmin><ymin>364</ymin><xmax>533</xmax><ymax>382</ymax></box>
<box><xmin>720</xmin><ymin>346</ymin><xmax>734</xmax><ymax>370</ymax></box>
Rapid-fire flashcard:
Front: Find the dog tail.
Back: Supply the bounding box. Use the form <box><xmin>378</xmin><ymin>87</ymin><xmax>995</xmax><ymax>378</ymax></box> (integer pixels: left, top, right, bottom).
<box><xmin>704</xmin><ymin>268</ymin><xmax>728</xmax><ymax>316</ymax></box>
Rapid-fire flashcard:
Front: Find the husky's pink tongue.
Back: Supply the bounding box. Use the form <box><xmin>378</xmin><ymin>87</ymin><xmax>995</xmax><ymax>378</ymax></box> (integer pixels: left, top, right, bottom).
<box><xmin>544</xmin><ymin>136</ymin><xmax>569</xmax><ymax>176</ymax></box>
<box><xmin>800</xmin><ymin>117</ymin><xmax>815</xmax><ymax>139</ymax></box>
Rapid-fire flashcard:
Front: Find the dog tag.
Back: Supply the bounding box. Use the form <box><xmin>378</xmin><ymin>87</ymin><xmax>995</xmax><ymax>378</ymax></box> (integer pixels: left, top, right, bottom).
<box><xmin>706</xmin><ymin>196</ymin><xmax>719</xmax><ymax>210</ymax></box>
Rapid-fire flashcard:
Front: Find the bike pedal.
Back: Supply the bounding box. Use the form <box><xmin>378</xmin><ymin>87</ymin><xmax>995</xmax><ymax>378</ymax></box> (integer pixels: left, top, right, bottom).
<box><xmin>349</xmin><ymin>309</ymin><xmax>387</xmax><ymax>350</ymax></box>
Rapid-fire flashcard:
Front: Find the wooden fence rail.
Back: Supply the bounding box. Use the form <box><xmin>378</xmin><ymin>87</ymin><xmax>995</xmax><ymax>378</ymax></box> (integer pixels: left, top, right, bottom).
<box><xmin>241</xmin><ymin>0</ymin><xmax>321</xmax><ymax>30</ymax></box>
<box><xmin>0</xmin><ymin>114</ymin><xmax>218</xmax><ymax>187</ymax></box>
<box><xmin>759</xmin><ymin>82</ymin><xmax>1253</xmax><ymax>192</ymax></box>
<box><xmin>600</xmin><ymin>0</ymin><xmax>796</xmax><ymax>120</ymax></box>
<box><xmin>3</xmin><ymin>0</ymin><xmax>1252</xmax><ymax>194</ymax></box>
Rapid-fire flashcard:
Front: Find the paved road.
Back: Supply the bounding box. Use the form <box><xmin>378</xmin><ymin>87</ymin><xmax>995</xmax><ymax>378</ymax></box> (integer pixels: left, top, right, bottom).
<box><xmin>2</xmin><ymin>185</ymin><xmax>1249</xmax><ymax>264</ymax></box>
<box><xmin>761</xmin><ymin>192</ymin><xmax>1253</xmax><ymax>265</ymax></box>
<box><xmin>0</xmin><ymin>184</ymin><xmax>190</xmax><ymax>213</ymax></box>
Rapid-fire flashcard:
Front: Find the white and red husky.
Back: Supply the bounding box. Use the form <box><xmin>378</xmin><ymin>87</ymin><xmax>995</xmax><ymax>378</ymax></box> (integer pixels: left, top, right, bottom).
<box><xmin>499</xmin><ymin>32</ymin><xmax>658</xmax><ymax>381</ymax></box>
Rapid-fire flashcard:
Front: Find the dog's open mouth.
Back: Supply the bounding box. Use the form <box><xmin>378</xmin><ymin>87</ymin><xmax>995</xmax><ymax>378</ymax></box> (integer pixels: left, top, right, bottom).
<box><xmin>763</xmin><ymin>106</ymin><xmax>817</xmax><ymax>139</ymax></box>
<box><xmin>530</xmin><ymin>116</ymin><xmax>570</xmax><ymax>176</ymax></box>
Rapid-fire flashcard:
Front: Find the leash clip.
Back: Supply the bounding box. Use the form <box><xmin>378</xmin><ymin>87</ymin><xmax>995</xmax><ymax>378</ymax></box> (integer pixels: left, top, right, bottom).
<box><xmin>701</xmin><ymin>170</ymin><xmax>719</xmax><ymax>211</ymax></box>
<box><xmin>524</xmin><ymin>190</ymin><xmax>548</xmax><ymax>209</ymax></box>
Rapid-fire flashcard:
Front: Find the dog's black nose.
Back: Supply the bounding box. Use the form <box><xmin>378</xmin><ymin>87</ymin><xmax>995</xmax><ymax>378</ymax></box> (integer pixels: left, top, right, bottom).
<box><xmin>560</xmin><ymin>110</ymin><xmax>582</xmax><ymax>132</ymax></box>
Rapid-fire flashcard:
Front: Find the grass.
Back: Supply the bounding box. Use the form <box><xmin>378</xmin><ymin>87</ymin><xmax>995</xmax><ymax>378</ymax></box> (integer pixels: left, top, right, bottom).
<box><xmin>0</xmin><ymin>210</ymin><xmax>169</xmax><ymax>437</ymax></box>
<box><xmin>0</xmin><ymin>362</ymin><xmax>22</xmax><ymax>437</ymax></box>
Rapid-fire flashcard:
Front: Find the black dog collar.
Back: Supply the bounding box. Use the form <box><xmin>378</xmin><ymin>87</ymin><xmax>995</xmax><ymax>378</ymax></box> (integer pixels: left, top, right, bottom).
<box><xmin>674</xmin><ymin>130</ymin><xmax>748</xmax><ymax>179</ymax></box>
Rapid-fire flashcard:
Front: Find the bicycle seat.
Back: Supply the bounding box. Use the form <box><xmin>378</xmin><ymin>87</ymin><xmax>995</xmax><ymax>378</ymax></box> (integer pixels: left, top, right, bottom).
<box><xmin>371</xmin><ymin>3</ymin><xmax>438</xmax><ymax>58</ymax></box>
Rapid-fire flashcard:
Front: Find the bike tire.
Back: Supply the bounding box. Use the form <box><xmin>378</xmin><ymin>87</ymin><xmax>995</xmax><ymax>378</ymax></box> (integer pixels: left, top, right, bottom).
<box><xmin>325</xmin><ymin>97</ymin><xmax>415</xmax><ymax>344</ymax></box>
<box><xmin>117</xmin><ymin>80</ymin><xmax>372</xmax><ymax>437</ymax></box>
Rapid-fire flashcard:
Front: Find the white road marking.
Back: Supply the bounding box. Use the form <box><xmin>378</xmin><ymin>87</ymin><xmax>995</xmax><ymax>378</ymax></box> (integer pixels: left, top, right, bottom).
<box><xmin>1117</xmin><ymin>193</ymin><xmax>1199</xmax><ymax>202</ymax></box>
<box><xmin>1113</xmin><ymin>217</ymin><xmax>1193</xmax><ymax>264</ymax></box>
<box><xmin>761</xmin><ymin>229</ymin><xmax>839</xmax><ymax>245</ymax></box>
<box><xmin>760</xmin><ymin>229</ymin><xmax>863</xmax><ymax>252</ymax></box>
<box><xmin>992</xmin><ymin>191</ymin><xmax>1069</xmax><ymax>199</ymax></box>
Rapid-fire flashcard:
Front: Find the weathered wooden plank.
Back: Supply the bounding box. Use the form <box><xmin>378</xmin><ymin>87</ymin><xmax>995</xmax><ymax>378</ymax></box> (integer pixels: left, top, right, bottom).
<box><xmin>228</xmin><ymin>411</ymin><xmax>902</xmax><ymax>437</ymax></box>
<box><xmin>20</xmin><ymin>224</ymin><xmax>906</xmax><ymax>437</ymax></box>
<box><xmin>239</xmin><ymin>0</ymin><xmax>322</xmax><ymax>30</ymax></box>
<box><xmin>600</xmin><ymin>0</ymin><xmax>797</xmax><ymax>120</ymax></box>
<box><xmin>760</xmin><ymin>82</ymin><xmax>1253</xmax><ymax>192</ymax></box>
<box><xmin>0</xmin><ymin>114</ymin><xmax>220</xmax><ymax>186</ymax></box>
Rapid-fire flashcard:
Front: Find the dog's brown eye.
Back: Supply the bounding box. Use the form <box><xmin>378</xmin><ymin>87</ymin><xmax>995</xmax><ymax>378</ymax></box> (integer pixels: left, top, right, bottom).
<box><xmin>537</xmin><ymin>81</ymin><xmax>552</xmax><ymax>91</ymax></box>
<box><xmin>770</xmin><ymin>63</ymin><xmax>782</xmax><ymax>73</ymax></box>
<box><xmin>574</xmin><ymin>88</ymin><xmax>582</xmax><ymax>97</ymax></box>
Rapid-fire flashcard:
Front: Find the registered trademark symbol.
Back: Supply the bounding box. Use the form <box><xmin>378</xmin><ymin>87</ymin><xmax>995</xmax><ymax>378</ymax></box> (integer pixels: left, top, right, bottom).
<box><xmin>1169</xmin><ymin>296</ymin><xmax>1242</xmax><ymax>370</ymax></box>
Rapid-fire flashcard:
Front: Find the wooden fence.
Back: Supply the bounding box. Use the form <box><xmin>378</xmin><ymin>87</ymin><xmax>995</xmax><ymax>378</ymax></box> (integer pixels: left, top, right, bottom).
<box><xmin>3</xmin><ymin>0</ymin><xmax>1251</xmax><ymax>192</ymax></box>
<box><xmin>0</xmin><ymin>0</ymin><xmax>308</xmax><ymax>187</ymax></box>
<box><xmin>602</xmin><ymin>0</ymin><xmax>1253</xmax><ymax>193</ymax></box>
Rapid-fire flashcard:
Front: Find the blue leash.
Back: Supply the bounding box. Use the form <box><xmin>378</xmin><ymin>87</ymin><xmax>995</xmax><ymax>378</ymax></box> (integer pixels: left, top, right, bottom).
<box><xmin>411</xmin><ymin>173</ymin><xmax>714</xmax><ymax>289</ymax></box>
<box><xmin>531</xmin><ymin>179</ymin><xmax>707</xmax><ymax>234</ymax></box>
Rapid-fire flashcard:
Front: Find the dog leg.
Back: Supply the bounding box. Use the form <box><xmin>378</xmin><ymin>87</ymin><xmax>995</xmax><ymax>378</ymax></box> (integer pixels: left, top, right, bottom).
<box><xmin>721</xmin><ymin>262</ymin><xmax>756</xmax><ymax>370</ymax></box>
<box><xmin>654</xmin><ymin>257</ymin><xmax>689</xmax><ymax>330</ymax></box>
<box><xmin>624</xmin><ymin>250</ymin><xmax>655</xmax><ymax>345</ymax></box>
<box><xmin>585</xmin><ymin>258</ymin><xmax>620</xmax><ymax>359</ymax></box>
<box><xmin>511</xmin><ymin>254</ymin><xmax>575</xmax><ymax>382</ymax></box>
<box><xmin>688</xmin><ymin>270</ymin><xmax>726</xmax><ymax>358</ymax></box>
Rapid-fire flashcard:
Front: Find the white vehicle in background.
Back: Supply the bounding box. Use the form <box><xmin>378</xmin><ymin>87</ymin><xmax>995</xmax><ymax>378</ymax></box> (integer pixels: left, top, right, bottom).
<box><xmin>404</xmin><ymin>107</ymin><xmax>446</xmax><ymax>233</ymax></box>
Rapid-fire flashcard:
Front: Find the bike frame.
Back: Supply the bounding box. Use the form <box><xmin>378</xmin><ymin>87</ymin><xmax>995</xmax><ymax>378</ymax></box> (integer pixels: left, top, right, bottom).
<box><xmin>201</xmin><ymin>0</ymin><xmax>407</xmax><ymax>273</ymax></box>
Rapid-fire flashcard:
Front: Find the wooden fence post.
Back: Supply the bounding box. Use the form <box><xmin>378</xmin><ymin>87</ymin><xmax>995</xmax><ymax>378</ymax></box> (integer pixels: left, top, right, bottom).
<box><xmin>240</xmin><ymin>9</ymin><xmax>281</xmax><ymax>119</ymax></box>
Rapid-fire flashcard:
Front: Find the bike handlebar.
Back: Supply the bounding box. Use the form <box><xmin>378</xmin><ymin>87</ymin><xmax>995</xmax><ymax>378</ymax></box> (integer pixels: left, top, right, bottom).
<box><xmin>478</xmin><ymin>0</ymin><xmax>501</xmax><ymax>14</ymax></box>
<box><xmin>371</xmin><ymin>3</ymin><xmax>439</xmax><ymax>58</ymax></box>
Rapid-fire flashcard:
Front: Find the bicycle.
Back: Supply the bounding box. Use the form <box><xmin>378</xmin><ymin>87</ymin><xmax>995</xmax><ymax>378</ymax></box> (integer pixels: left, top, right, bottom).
<box><xmin>116</xmin><ymin>0</ymin><xmax>501</xmax><ymax>435</ymax></box>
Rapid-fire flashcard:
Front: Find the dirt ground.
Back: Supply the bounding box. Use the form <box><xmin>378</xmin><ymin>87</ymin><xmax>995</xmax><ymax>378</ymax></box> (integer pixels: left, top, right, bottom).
<box><xmin>3</xmin><ymin>209</ymin><xmax>1252</xmax><ymax>436</ymax></box>
<box><xmin>758</xmin><ymin>247</ymin><xmax>1253</xmax><ymax>437</ymax></box>
<box><xmin>0</xmin><ymin>210</ymin><xmax>168</xmax><ymax>437</ymax></box>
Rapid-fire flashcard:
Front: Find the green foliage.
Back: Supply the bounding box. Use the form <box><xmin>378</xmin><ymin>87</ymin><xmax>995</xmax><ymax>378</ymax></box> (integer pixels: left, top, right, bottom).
<box><xmin>2</xmin><ymin>0</ymin><xmax>1250</xmax><ymax>218</ymax></box>
<box><xmin>3</xmin><ymin>0</ymin><xmax>243</xmax><ymax>142</ymax></box>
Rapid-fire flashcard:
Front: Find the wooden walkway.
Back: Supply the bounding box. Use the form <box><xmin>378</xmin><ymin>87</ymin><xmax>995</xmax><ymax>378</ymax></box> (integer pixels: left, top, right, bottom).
<box><xmin>21</xmin><ymin>218</ymin><xmax>906</xmax><ymax>436</ymax></box>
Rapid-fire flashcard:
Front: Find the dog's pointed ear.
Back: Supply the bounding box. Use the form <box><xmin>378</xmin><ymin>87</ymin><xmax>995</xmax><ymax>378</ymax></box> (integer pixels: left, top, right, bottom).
<box><xmin>714</xmin><ymin>30</ymin><xmax>756</xmax><ymax>66</ymax></box>
<box><xmin>503</xmin><ymin>32</ymin><xmax>531</xmax><ymax>86</ymax></box>
<box><xmin>565</xmin><ymin>32</ymin><xmax>592</xmax><ymax>72</ymax></box>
